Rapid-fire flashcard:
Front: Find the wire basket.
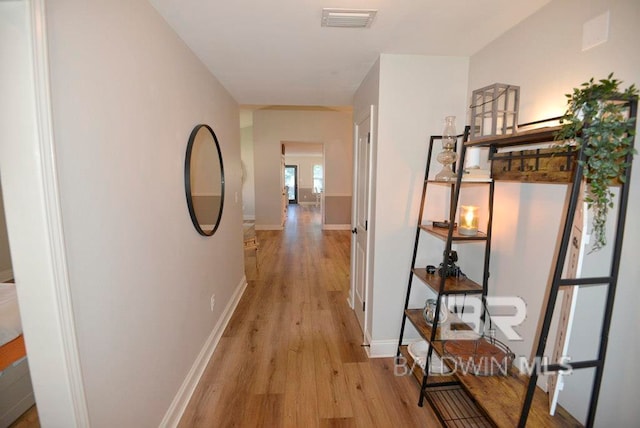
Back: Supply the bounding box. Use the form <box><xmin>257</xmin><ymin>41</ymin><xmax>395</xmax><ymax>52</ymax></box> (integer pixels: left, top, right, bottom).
<box><xmin>442</xmin><ymin>336</ymin><xmax>515</xmax><ymax>377</ymax></box>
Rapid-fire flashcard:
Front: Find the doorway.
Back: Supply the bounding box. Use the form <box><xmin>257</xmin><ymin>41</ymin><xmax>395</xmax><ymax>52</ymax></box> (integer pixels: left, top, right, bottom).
<box><xmin>0</xmin><ymin>2</ymin><xmax>89</xmax><ymax>424</ymax></box>
<box><xmin>284</xmin><ymin>165</ymin><xmax>298</xmax><ymax>204</ymax></box>
<box><xmin>350</xmin><ymin>107</ymin><xmax>374</xmax><ymax>339</ymax></box>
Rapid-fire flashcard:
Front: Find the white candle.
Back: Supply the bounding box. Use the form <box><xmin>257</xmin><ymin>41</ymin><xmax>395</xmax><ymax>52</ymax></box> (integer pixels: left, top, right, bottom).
<box><xmin>459</xmin><ymin>205</ymin><xmax>479</xmax><ymax>236</ymax></box>
<box><xmin>466</xmin><ymin>147</ymin><xmax>481</xmax><ymax>169</ymax></box>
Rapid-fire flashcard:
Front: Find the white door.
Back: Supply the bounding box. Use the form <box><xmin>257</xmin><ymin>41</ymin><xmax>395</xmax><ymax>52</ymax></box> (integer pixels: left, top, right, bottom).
<box><xmin>350</xmin><ymin>110</ymin><xmax>373</xmax><ymax>333</ymax></box>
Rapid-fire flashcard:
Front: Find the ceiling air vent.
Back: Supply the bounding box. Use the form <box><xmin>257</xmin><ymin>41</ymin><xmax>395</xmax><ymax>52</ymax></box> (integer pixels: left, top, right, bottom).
<box><xmin>321</xmin><ymin>8</ymin><xmax>377</xmax><ymax>28</ymax></box>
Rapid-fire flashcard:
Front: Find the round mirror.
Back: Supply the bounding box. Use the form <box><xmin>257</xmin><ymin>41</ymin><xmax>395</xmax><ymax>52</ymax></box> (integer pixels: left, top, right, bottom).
<box><xmin>185</xmin><ymin>124</ymin><xmax>225</xmax><ymax>236</ymax></box>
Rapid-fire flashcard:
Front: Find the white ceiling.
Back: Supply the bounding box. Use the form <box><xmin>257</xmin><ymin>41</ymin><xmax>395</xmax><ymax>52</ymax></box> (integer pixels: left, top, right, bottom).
<box><xmin>149</xmin><ymin>0</ymin><xmax>551</xmax><ymax>107</ymax></box>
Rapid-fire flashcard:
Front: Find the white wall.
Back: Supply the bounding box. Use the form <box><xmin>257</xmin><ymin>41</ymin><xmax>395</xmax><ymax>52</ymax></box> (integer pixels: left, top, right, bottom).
<box><xmin>253</xmin><ymin>109</ymin><xmax>352</xmax><ymax>228</ymax></box>
<box><xmin>355</xmin><ymin>54</ymin><xmax>470</xmax><ymax>349</ymax></box>
<box><xmin>240</xmin><ymin>126</ymin><xmax>256</xmax><ymax>220</ymax></box>
<box><xmin>468</xmin><ymin>0</ymin><xmax>640</xmax><ymax>425</ymax></box>
<box><xmin>42</xmin><ymin>0</ymin><xmax>244</xmax><ymax>425</ymax></box>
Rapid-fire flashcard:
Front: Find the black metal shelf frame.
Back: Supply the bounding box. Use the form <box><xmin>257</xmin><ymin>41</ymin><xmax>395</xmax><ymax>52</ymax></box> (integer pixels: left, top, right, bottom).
<box><xmin>395</xmin><ymin>98</ymin><xmax>636</xmax><ymax>427</ymax></box>
<box><xmin>395</xmin><ymin>125</ymin><xmax>495</xmax><ymax>411</ymax></box>
<box><xmin>517</xmin><ymin>98</ymin><xmax>638</xmax><ymax>427</ymax></box>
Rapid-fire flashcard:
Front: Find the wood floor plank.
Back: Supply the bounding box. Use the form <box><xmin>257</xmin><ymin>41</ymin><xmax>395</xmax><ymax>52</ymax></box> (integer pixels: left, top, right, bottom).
<box><xmin>222</xmin><ymin>279</ymin><xmax>260</xmax><ymax>337</ymax></box>
<box><xmin>369</xmin><ymin>358</ymin><xmax>442</xmax><ymax>427</ymax></box>
<box><xmin>8</xmin><ymin>406</ymin><xmax>39</xmax><ymax>428</ymax></box>
<box><xmin>319</xmin><ymin>417</ymin><xmax>357</xmax><ymax>428</ymax></box>
<box><xmin>180</xmin><ymin>337</ymin><xmax>259</xmax><ymax>426</ymax></box>
<box><xmin>179</xmin><ymin>336</ymin><xmax>252</xmax><ymax>426</ymax></box>
<box><xmin>241</xmin><ymin>393</ymin><xmax>284</xmax><ymax>428</ymax></box>
<box><xmin>343</xmin><ymin>362</ymin><xmax>394</xmax><ymax>428</ymax></box>
<box><xmin>326</xmin><ymin>291</ymin><xmax>368</xmax><ymax>364</ymax></box>
<box><xmin>179</xmin><ymin>206</ymin><xmax>441</xmax><ymax>427</ymax></box>
<box><xmin>283</xmin><ymin>348</ymin><xmax>319</xmax><ymax>428</ymax></box>
<box><xmin>308</xmin><ymin>274</ymin><xmax>331</xmax><ymax>311</ymax></box>
<box><xmin>312</xmin><ymin>309</ymin><xmax>354</xmax><ymax>419</ymax></box>
<box><xmin>283</xmin><ymin>299</ymin><xmax>319</xmax><ymax>426</ymax></box>
<box><xmin>249</xmin><ymin>301</ymin><xmax>290</xmax><ymax>394</ymax></box>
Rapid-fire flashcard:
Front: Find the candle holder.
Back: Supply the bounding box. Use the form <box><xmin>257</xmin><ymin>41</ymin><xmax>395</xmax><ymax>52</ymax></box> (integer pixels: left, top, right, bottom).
<box><xmin>459</xmin><ymin>205</ymin><xmax>479</xmax><ymax>236</ymax></box>
<box><xmin>435</xmin><ymin>116</ymin><xmax>458</xmax><ymax>181</ymax></box>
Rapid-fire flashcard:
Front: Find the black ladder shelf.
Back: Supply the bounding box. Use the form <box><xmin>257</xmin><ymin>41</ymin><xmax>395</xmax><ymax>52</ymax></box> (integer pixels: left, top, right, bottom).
<box><xmin>396</xmin><ymin>126</ymin><xmax>496</xmax><ymax>427</ymax></box>
<box><xmin>397</xmin><ymin>97</ymin><xmax>636</xmax><ymax>428</ymax></box>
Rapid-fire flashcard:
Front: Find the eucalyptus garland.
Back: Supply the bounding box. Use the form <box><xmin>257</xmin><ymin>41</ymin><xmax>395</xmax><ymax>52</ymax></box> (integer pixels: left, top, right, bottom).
<box><xmin>555</xmin><ymin>74</ymin><xmax>638</xmax><ymax>252</ymax></box>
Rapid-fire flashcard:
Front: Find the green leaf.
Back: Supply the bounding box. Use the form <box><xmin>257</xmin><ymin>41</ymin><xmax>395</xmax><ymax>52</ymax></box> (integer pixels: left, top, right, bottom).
<box><xmin>557</xmin><ymin>74</ymin><xmax>638</xmax><ymax>251</ymax></box>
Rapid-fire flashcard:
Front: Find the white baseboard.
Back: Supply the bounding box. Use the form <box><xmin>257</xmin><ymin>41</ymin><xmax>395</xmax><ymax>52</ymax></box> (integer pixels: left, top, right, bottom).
<box><xmin>297</xmin><ymin>201</ymin><xmax>317</xmax><ymax>206</ymax></box>
<box><xmin>243</xmin><ymin>215</ymin><xmax>255</xmax><ymax>221</ymax></box>
<box><xmin>322</xmin><ymin>224</ymin><xmax>351</xmax><ymax>231</ymax></box>
<box><xmin>367</xmin><ymin>337</ymin><xmax>425</xmax><ymax>358</ymax></box>
<box><xmin>255</xmin><ymin>224</ymin><xmax>284</xmax><ymax>231</ymax></box>
<box><xmin>367</xmin><ymin>339</ymin><xmax>399</xmax><ymax>358</ymax></box>
<box><xmin>160</xmin><ymin>276</ymin><xmax>248</xmax><ymax>427</ymax></box>
<box><xmin>0</xmin><ymin>269</ymin><xmax>13</xmax><ymax>282</ymax></box>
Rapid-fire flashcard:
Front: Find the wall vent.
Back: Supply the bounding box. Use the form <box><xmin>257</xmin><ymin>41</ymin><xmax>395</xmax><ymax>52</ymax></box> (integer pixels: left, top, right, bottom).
<box><xmin>321</xmin><ymin>8</ymin><xmax>377</xmax><ymax>28</ymax></box>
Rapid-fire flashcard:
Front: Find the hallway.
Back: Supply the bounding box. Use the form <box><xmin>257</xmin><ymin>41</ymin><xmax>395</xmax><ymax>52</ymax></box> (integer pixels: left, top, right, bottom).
<box><xmin>179</xmin><ymin>205</ymin><xmax>439</xmax><ymax>426</ymax></box>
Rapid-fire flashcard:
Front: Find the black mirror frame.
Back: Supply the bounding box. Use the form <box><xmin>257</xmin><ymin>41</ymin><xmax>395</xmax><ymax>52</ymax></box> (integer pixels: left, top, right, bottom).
<box><xmin>184</xmin><ymin>124</ymin><xmax>225</xmax><ymax>236</ymax></box>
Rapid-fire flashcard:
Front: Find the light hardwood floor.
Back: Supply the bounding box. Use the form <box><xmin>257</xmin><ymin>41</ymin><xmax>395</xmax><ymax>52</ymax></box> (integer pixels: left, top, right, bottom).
<box><xmin>179</xmin><ymin>205</ymin><xmax>440</xmax><ymax>427</ymax></box>
<box><xmin>8</xmin><ymin>406</ymin><xmax>38</xmax><ymax>428</ymax></box>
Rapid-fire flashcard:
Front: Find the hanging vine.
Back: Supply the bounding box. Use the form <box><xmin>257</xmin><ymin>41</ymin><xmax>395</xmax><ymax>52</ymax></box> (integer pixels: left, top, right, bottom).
<box><xmin>555</xmin><ymin>74</ymin><xmax>638</xmax><ymax>252</ymax></box>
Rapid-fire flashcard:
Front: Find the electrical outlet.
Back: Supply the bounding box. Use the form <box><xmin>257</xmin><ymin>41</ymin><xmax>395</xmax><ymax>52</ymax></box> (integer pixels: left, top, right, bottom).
<box><xmin>210</xmin><ymin>294</ymin><xmax>216</xmax><ymax>311</ymax></box>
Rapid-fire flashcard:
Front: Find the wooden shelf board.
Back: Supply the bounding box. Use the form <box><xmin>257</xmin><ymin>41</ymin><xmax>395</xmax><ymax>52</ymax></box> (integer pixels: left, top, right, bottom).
<box><xmin>460</xmin><ymin>177</ymin><xmax>493</xmax><ymax>183</ymax></box>
<box><xmin>405</xmin><ymin>309</ymin><xmax>474</xmax><ymax>343</ymax></box>
<box><xmin>455</xmin><ymin>369</ymin><xmax>581</xmax><ymax>428</ymax></box>
<box><xmin>466</xmin><ymin>126</ymin><xmax>562</xmax><ymax>148</ymax></box>
<box><xmin>426</xmin><ymin>178</ymin><xmax>493</xmax><ymax>184</ymax></box>
<box><xmin>421</xmin><ymin>225</ymin><xmax>488</xmax><ymax>242</ymax></box>
<box><xmin>405</xmin><ymin>310</ymin><xmax>581</xmax><ymax>427</ymax></box>
<box><xmin>426</xmin><ymin>180</ymin><xmax>457</xmax><ymax>185</ymax></box>
<box><xmin>412</xmin><ymin>268</ymin><xmax>483</xmax><ymax>294</ymax></box>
